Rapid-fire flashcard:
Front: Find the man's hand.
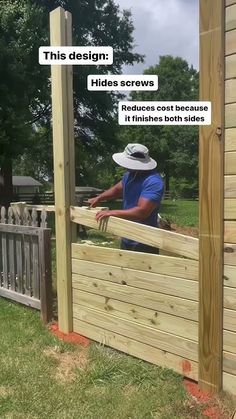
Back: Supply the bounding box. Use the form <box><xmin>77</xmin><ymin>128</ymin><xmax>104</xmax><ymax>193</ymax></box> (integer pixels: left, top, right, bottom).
<box><xmin>95</xmin><ymin>210</ymin><xmax>115</xmax><ymax>221</ymax></box>
<box><xmin>87</xmin><ymin>196</ymin><xmax>100</xmax><ymax>208</ymax></box>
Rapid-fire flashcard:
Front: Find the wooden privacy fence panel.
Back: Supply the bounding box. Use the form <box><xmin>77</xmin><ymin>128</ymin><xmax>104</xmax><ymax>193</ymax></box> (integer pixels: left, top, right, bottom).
<box><xmin>0</xmin><ymin>206</ymin><xmax>52</xmax><ymax>323</ymax></box>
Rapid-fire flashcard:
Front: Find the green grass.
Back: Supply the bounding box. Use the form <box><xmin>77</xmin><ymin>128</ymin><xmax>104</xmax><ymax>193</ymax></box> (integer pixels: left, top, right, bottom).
<box><xmin>0</xmin><ymin>298</ymin><xmax>210</xmax><ymax>419</ymax></box>
<box><xmin>160</xmin><ymin>200</ymin><xmax>198</xmax><ymax>227</ymax></box>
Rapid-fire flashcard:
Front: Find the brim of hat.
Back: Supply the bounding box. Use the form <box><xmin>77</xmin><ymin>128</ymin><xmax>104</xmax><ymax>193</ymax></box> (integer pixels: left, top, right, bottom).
<box><xmin>112</xmin><ymin>152</ymin><xmax>157</xmax><ymax>171</ymax></box>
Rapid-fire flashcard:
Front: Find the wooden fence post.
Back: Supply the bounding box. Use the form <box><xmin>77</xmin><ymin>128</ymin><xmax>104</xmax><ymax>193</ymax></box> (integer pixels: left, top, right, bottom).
<box><xmin>50</xmin><ymin>7</ymin><xmax>75</xmax><ymax>332</ymax></box>
<box><xmin>199</xmin><ymin>0</ymin><xmax>225</xmax><ymax>392</ymax></box>
<box><xmin>39</xmin><ymin>228</ymin><xmax>52</xmax><ymax>324</ymax></box>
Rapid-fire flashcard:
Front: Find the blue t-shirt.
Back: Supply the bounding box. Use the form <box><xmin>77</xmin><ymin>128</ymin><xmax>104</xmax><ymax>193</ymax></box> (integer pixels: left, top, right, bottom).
<box><xmin>121</xmin><ymin>170</ymin><xmax>164</xmax><ymax>245</ymax></box>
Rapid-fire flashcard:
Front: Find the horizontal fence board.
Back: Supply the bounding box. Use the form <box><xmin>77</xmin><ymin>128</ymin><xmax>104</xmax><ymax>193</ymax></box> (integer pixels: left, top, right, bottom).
<box><xmin>225</xmin><ymin>79</ymin><xmax>236</xmax><ymax>103</ymax></box>
<box><xmin>0</xmin><ymin>287</ymin><xmax>40</xmax><ymax>309</ymax></box>
<box><xmin>226</xmin><ymin>54</ymin><xmax>236</xmax><ymax>79</ymax></box>
<box><xmin>72</xmin><ymin>274</ymin><xmax>198</xmax><ymax>322</ymax></box>
<box><xmin>226</xmin><ymin>29</ymin><xmax>236</xmax><ymax>55</ymax></box>
<box><xmin>223</xmin><ymin>372</ymin><xmax>236</xmax><ymax>394</ymax></box>
<box><xmin>224</xmin><ymin>198</ymin><xmax>236</xmax><ymax>219</ymax></box>
<box><xmin>224</xmin><ymin>287</ymin><xmax>236</xmax><ymax>310</ymax></box>
<box><xmin>224</xmin><ymin>330</ymin><xmax>236</xmax><ymax>353</ymax></box>
<box><xmin>225</xmin><ymin>103</ymin><xmax>236</xmax><ymax>128</ymax></box>
<box><xmin>225</xmin><ymin>221</ymin><xmax>236</xmax><ymax>243</ymax></box>
<box><xmin>223</xmin><ymin>351</ymin><xmax>236</xmax><ymax>375</ymax></box>
<box><xmin>73</xmin><ymin>305</ymin><xmax>198</xmax><ymax>361</ymax></box>
<box><xmin>224</xmin><ymin>308</ymin><xmax>236</xmax><ymax>332</ymax></box>
<box><xmin>224</xmin><ymin>243</ymin><xmax>236</xmax><ymax>265</ymax></box>
<box><xmin>225</xmin><ymin>175</ymin><xmax>236</xmax><ymax>197</ymax></box>
<box><xmin>71</xmin><ymin>207</ymin><xmax>199</xmax><ymax>260</ymax></box>
<box><xmin>72</xmin><ymin>259</ymin><xmax>198</xmax><ymax>301</ymax></box>
<box><xmin>225</xmin><ymin>128</ymin><xmax>236</xmax><ymax>151</ymax></box>
<box><xmin>71</xmin><ymin>244</ymin><xmax>199</xmax><ymax>280</ymax></box>
<box><xmin>73</xmin><ymin>318</ymin><xmax>198</xmax><ymax>380</ymax></box>
<box><xmin>225</xmin><ymin>151</ymin><xmax>236</xmax><ymax>174</ymax></box>
<box><xmin>0</xmin><ymin>224</ymin><xmax>40</xmax><ymax>235</ymax></box>
<box><xmin>226</xmin><ymin>0</ymin><xmax>236</xmax><ymax>6</ymax></box>
<box><xmin>73</xmin><ymin>291</ymin><xmax>198</xmax><ymax>341</ymax></box>
<box><xmin>224</xmin><ymin>265</ymin><xmax>236</xmax><ymax>285</ymax></box>
<box><xmin>226</xmin><ymin>4</ymin><xmax>236</xmax><ymax>31</ymax></box>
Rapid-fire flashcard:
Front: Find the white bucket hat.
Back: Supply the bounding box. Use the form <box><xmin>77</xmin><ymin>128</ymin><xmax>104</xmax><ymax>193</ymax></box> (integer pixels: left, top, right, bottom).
<box><xmin>112</xmin><ymin>143</ymin><xmax>157</xmax><ymax>171</ymax></box>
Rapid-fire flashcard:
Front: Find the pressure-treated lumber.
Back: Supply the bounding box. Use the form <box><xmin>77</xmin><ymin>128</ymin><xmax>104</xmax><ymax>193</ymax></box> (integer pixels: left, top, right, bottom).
<box><xmin>71</xmin><ymin>244</ymin><xmax>199</xmax><ymax>280</ymax></box>
<box><xmin>225</xmin><ymin>175</ymin><xmax>236</xmax><ymax>197</ymax></box>
<box><xmin>50</xmin><ymin>7</ymin><xmax>74</xmax><ymax>332</ymax></box>
<box><xmin>224</xmin><ymin>330</ymin><xmax>236</xmax><ymax>353</ymax></box>
<box><xmin>70</xmin><ymin>207</ymin><xmax>199</xmax><ymax>260</ymax></box>
<box><xmin>223</xmin><ymin>351</ymin><xmax>236</xmax><ymax>375</ymax></box>
<box><xmin>72</xmin><ymin>274</ymin><xmax>198</xmax><ymax>321</ymax></box>
<box><xmin>225</xmin><ymin>104</ymin><xmax>236</xmax><ymax>128</ymax></box>
<box><xmin>225</xmin><ymin>151</ymin><xmax>236</xmax><ymax>174</ymax></box>
<box><xmin>73</xmin><ymin>291</ymin><xmax>198</xmax><ymax>341</ymax></box>
<box><xmin>226</xmin><ymin>29</ymin><xmax>236</xmax><ymax>55</ymax></box>
<box><xmin>225</xmin><ymin>80</ymin><xmax>236</xmax><ymax>104</ymax></box>
<box><xmin>225</xmin><ymin>128</ymin><xmax>236</xmax><ymax>151</ymax></box>
<box><xmin>226</xmin><ymin>0</ymin><xmax>236</xmax><ymax>7</ymax></box>
<box><xmin>72</xmin><ymin>258</ymin><xmax>198</xmax><ymax>300</ymax></box>
<box><xmin>224</xmin><ymin>265</ymin><xmax>236</xmax><ymax>285</ymax></box>
<box><xmin>73</xmin><ymin>304</ymin><xmax>198</xmax><ymax>361</ymax></box>
<box><xmin>224</xmin><ymin>287</ymin><xmax>236</xmax><ymax>310</ymax></box>
<box><xmin>226</xmin><ymin>54</ymin><xmax>236</xmax><ymax>79</ymax></box>
<box><xmin>223</xmin><ymin>372</ymin><xmax>236</xmax><ymax>394</ymax></box>
<box><xmin>224</xmin><ymin>245</ymin><xmax>236</xmax><ymax>265</ymax></box>
<box><xmin>199</xmin><ymin>0</ymin><xmax>224</xmax><ymax>392</ymax></box>
<box><xmin>73</xmin><ymin>318</ymin><xmax>199</xmax><ymax>380</ymax></box>
<box><xmin>224</xmin><ymin>198</ymin><xmax>236</xmax><ymax>219</ymax></box>
<box><xmin>225</xmin><ymin>221</ymin><xmax>236</xmax><ymax>242</ymax></box>
<box><xmin>226</xmin><ymin>4</ymin><xmax>236</xmax><ymax>31</ymax></box>
<box><xmin>223</xmin><ymin>308</ymin><xmax>236</xmax><ymax>332</ymax></box>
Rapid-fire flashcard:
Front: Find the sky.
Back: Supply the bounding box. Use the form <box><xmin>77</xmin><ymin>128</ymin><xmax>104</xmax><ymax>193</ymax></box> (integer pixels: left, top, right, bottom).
<box><xmin>116</xmin><ymin>0</ymin><xmax>199</xmax><ymax>74</ymax></box>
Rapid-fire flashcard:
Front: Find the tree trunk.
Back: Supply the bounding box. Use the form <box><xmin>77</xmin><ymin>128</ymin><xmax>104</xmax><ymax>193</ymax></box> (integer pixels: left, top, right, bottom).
<box><xmin>0</xmin><ymin>159</ymin><xmax>13</xmax><ymax>207</ymax></box>
<box><xmin>165</xmin><ymin>170</ymin><xmax>170</xmax><ymax>193</ymax></box>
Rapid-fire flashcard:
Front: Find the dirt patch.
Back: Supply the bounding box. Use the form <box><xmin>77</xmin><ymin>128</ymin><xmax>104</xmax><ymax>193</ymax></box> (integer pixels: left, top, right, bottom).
<box><xmin>44</xmin><ymin>345</ymin><xmax>89</xmax><ymax>383</ymax></box>
<box><xmin>170</xmin><ymin>223</ymin><xmax>199</xmax><ymax>238</ymax></box>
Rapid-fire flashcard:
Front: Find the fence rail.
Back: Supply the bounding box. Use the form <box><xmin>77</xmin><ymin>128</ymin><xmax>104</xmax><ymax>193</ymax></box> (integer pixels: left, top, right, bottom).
<box><xmin>0</xmin><ymin>206</ymin><xmax>52</xmax><ymax>323</ymax></box>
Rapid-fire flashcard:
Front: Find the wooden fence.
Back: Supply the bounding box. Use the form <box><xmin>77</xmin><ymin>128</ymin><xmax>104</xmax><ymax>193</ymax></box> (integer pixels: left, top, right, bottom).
<box><xmin>0</xmin><ymin>206</ymin><xmax>52</xmax><ymax>323</ymax></box>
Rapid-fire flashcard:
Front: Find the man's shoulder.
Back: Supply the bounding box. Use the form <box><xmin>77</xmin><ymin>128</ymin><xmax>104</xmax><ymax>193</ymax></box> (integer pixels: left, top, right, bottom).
<box><xmin>143</xmin><ymin>172</ymin><xmax>164</xmax><ymax>186</ymax></box>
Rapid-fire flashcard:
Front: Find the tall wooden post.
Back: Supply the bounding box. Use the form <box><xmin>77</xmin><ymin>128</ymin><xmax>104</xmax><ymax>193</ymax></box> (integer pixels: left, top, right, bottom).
<box><xmin>199</xmin><ymin>0</ymin><xmax>225</xmax><ymax>392</ymax></box>
<box><xmin>50</xmin><ymin>7</ymin><xmax>75</xmax><ymax>333</ymax></box>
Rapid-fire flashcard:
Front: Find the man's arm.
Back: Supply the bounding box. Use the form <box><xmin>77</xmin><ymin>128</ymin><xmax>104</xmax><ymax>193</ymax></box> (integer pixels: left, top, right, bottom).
<box><xmin>87</xmin><ymin>181</ymin><xmax>123</xmax><ymax>208</ymax></box>
<box><xmin>95</xmin><ymin>197</ymin><xmax>158</xmax><ymax>221</ymax></box>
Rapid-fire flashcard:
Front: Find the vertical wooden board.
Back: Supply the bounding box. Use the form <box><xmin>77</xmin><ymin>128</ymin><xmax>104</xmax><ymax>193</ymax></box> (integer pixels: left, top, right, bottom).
<box><xmin>226</xmin><ymin>29</ymin><xmax>236</xmax><ymax>55</ymax></box>
<box><xmin>225</xmin><ymin>54</ymin><xmax>236</xmax><ymax>79</ymax></box>
<box><xmin>225</xmin><ymin>151</ymin><xmax>236</xmax><ymax>174</ymax></box>
<box><xmin>225</xmin><ymin>103</ymin><xmax>236</xmax><ymax>128</ymax></box>
<box><xmin>2</xmin><ymin>233</ymin><xmax>8</xmax><ymax>288</ymax></box>
<box><xmin>226</xmin><ymin>4</ymin><xmax>236</xmax><ymax>31</ymax></box>
<box><xmin>199</xmin><ymin>0</ymin><xmax>224</xmax><ymax>392</ymax></box>
<box><xmin>32</xmin><ymin>236</ymin><xmax>40</xmax><ymax>299</ymax></box>
<box><xmin>50</xmin><ymin>7</ymin><xmax>73</xmax><ymax>332</ymax></box>
<box><xmin>8</xmin><ymin>233</ymin><xmax>16</xmax><ymax>291</ymax></box>
<box><xmin>16</xmin><ymin>235</ymin><xmax>23</xmax><ymax>294</ymax></box>
<box><xmin>24</xmin><ymin>235</ymin><xmax>31</xmax><ymax>296</ymax></box>
<box><xmin>225</xmin><ymin>80</ymin><xmax>236</xmax><ymax>104</ymax></box>
<box><xmin>39</xmin><ymin>229</ymin><xmax>52</xmax><ymax>324</ymax></box>
<box><xmin>225</xmin><ymin>128</ymin><xmax>236</xmax><ymax>151</ymax></box>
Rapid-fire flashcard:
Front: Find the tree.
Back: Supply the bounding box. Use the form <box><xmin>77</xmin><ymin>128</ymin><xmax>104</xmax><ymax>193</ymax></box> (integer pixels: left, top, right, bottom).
<box><xmin>120</xmin><ymin>56</ymin><xmax>199</xmax><ymax>196</ymax></box>
<box><xmin>1</xmin><ymin>0</ymin><xmax>143</xmax><ymax>204</ymax></box>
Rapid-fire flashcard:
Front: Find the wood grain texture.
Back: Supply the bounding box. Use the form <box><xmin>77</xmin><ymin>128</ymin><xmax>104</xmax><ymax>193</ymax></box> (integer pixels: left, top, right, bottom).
<box><xmin>0</xmin><ymin>287</ymin><xmax>40</xmax><ymax>309</ymax></box>
<box><xmin>73</xmin><ymin>318</ymin><xmax>198</xmax><ymax>380</ymax></box>
<box><xmin>73</xmin><ymin>305</ymin><xmax>198</xmax><ymax>361</ymax></box>
<box><xmin>70</xmin><ymin>207</ymin><xmax>199</xmax><ymax>260</ymax></box>
<box><xmin>223</xmin><ymin>372</ymin><xmax>236</xmax><ymax>394</ymax></box>
<box><xmin>224</xmin><ymin>243</ymin><xmax>236</xmax><ymax>265</ymax></box>
<box><xmin>225</xmin><ymin>128</ymin><xmax>236</xmax><ymax>151</ymax></box>
<box><xmin>71</xmin><ymin>244</ymin><xmax>199</xmax><ymax>280</ymax></box>
<box><xmin>72</xmin><ymin>275</ymin><xmax>198</xmax><ymax>321</ymax></box>
<box><xmin>225</xmin><ymin>54</ymin><xmax>236</xmax><ymax>79</ymax></box>
<box><xmin>73</xmin><ymin>292</ymin><xmax>198</xmax><ymax>341</ymax></box>
<box><xmin>226</xmin><ymin>4</ymin><xmax>236</xmax><ymax>31</ymax></box>
<box><xmin>226</xmin><ymin>29</ymin><xmax>236</xmax><ymax>55</ymax></box>
<box><xmin>199</xmin><ymin>0</ymin><xmax>224</xmax><ymax>392</ymax></box>
<box><xmin>225</xmin><ymin>221</ymin><xmax>236</xmax><ymax>242</ymax></box>
<box><xmin>224</xmin><ymin>287</ymin><xmax>236</xmax><ymax>310</ymax></box>
<box><xmin>226</xmin><ymin>0</ymin><xmax>236</xmax><ymax>7</ymax></box>
<box><xmin>223</xmin><ymin>351</ymin><xmax>236</xmax><ymax>375</ymax></box>
<box><xmin>224</xmin><ymin>198</ymin><xmax>236</xmax><ymax>219</ymax></box>
<box><xmin>225</xmin><ymin>175</ymin><xmax>236</xmax><ymax>197</ymax></box>
<box><xmin>225</xmin><ymin>80</ymin><xmax>236</xmax><ymax>104</ymax></box>
<box><xmin>224</xmin><ymin>330</ymin><xmax>236</xmax><ymax>353</ymax></box>
<box><xmin>225</xmin><ymin>103</ymin><xmax>236</xmax><ymax>128</ymax></box>
<box><xmin>72</xmin><ymin>259</ymin><xmax>198</xmax><ymax>301</ymax></box>
<box><xmin>225</xmin><ymin>151</ymin><xmax>236</xmax><ymax>174</ymax></box>
<box><xmin>224</xmin><ymin>264</ymin><xmax>236</xmax><ymax>285</ymax></box>
<box><xmin>50</xmin><ymin>7</ymin><xmax>73</xmax><ymax>332</ymax></box>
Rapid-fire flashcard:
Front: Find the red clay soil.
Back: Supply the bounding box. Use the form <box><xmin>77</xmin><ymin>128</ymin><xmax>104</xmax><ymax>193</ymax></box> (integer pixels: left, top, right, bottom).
<box><xmin>49</xmin><ymin>323</ymin><xmax>90</xmax><ymax>347</ymax></box>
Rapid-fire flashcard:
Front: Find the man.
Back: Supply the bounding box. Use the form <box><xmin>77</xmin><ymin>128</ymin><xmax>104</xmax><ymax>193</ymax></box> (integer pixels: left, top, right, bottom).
<box><xmin>88</xmin><ymin>143</ymin><xmax>164</xmax><ymax>254</ymax></box>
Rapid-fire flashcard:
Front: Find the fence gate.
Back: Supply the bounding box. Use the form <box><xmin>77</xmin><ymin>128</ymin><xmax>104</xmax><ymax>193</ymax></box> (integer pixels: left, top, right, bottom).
<box><xmin>0</xmin><ymin>206</ymin><xmax>52</xmax><ymax>323</ymax></box>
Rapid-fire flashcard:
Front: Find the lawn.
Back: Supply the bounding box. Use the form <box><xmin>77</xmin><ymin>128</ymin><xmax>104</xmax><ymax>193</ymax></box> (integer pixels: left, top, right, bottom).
<box><xmin>160</xmin><ymin>199</ymin><xmax>198</xmax><ymax>227</ymax></box>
